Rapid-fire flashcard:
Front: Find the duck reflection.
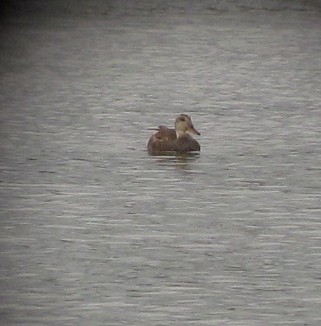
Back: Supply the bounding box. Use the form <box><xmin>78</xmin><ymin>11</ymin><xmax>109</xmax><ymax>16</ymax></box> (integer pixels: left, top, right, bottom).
<box><xmin>150</xmin><ymin>151</ymin><xmax>200</xmax><ymax>171</ymax></box>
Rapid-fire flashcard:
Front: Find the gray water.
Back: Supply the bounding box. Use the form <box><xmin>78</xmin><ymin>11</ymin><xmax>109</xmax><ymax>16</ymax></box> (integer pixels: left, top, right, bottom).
<box><xmin>1</xmin><ymin>1</ymin><xmax>321</xmax><ymax>325</ymax></box>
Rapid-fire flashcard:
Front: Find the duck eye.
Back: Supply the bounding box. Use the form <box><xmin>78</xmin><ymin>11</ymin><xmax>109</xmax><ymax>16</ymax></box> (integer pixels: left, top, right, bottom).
<box><xmin>178</xmin><ymin>117</ymin><xmax>185</xmax><ymax>122</ymax></box>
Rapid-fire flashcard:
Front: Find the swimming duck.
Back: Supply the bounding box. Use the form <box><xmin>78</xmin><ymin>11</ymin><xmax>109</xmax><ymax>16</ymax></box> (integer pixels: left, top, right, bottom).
<box><xmin>147</xmin><ymin>114</ymin><xmax>201</xmax><ymax>154</ymax></box>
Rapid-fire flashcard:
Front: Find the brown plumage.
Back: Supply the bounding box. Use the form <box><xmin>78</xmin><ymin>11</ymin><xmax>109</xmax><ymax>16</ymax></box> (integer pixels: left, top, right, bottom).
<box><xmin>147</xmin><ymin>114</ymin><xmax>201</xmax><ymax>155</ymax></box>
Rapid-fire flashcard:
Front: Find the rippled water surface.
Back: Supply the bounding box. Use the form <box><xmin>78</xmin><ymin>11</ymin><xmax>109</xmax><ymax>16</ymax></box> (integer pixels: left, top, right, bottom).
<box><xmin>1</xmin><ymin>1</ymin><xmax>321</xmax><ymax>325</ymax></box>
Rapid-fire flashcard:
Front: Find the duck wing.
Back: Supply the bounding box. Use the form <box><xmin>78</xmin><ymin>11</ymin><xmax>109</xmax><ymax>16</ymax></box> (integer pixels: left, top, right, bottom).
<box><xmin>147</xmin><ymin>126</ymin><xmax>177</xmax><ymax>154</ymax></box>
<box><xmin>154</xmin><ymin>126</ymin><xmax>176</xmax><ymax>141</ymax></box>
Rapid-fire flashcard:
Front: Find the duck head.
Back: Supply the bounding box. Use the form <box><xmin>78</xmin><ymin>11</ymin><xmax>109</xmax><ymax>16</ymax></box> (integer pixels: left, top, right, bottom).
<box><xmin>175</xmin><ymin>114</ymin><xmax>200</xmax><ymax>137</ymax></box>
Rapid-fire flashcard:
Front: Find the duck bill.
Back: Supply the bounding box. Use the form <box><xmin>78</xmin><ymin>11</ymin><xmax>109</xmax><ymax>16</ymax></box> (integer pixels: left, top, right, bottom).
<box><xmin>188</xmin><ymin>125</ymin><xmax>201</xmax><ymax>136</ymax></box>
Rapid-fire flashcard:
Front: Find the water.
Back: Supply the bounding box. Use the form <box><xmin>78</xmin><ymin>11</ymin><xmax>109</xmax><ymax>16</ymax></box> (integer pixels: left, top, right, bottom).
<box><xmin>1</xmin><ymin>1</ymin><xmax>321</xmax><ymax>325</ymax></box>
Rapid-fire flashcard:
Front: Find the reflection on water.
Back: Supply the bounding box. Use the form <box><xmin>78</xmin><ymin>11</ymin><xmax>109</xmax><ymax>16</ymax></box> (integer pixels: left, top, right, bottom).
<box><xmin>149</xmin><ymin>152</ymin><xmax>201</xmax><ymax>172</ymax></box>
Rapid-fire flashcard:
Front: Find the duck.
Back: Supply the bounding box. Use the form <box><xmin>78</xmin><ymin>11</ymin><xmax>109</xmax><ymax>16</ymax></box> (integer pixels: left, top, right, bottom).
<box><xmin>147</xmin><ymin>114</ymin><xmax>201</xmax><ymax>154</ymax></box>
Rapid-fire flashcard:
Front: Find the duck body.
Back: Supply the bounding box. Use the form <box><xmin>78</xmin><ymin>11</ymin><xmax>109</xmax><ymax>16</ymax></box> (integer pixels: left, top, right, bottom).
<box><xmin>147</xmin><ymin>114</ymin><xmax>201</xmax><ymax>155</ymax></box>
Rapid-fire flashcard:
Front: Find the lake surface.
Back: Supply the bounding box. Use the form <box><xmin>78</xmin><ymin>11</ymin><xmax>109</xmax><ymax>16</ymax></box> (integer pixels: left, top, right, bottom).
<box><xmin>1</xmin><ymin>1</ymin><xmax>321</xmax><ymax>325</ymax></box>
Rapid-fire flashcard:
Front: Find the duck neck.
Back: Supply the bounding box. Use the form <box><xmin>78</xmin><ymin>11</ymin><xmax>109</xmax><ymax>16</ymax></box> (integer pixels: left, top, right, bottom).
<box><xmin>176</xmin><ymin>130</ymin><xmax>186</xmax><ymax>138</ymax></box>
